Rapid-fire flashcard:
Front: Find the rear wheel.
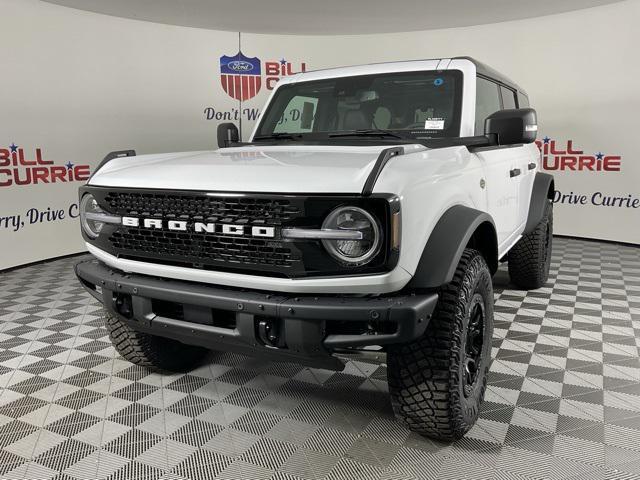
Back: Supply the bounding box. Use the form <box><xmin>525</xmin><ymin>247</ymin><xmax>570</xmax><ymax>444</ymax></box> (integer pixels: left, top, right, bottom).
<box><xmin>104</xmin><ymin>309</ymin><xmax>207</xmax><ymax>372</ymax></box>
<box><xmin>387</xmin><ymin>249</ymin><xmax>493</xmax><ymax>440</ymax></box>
<box><xmin>508</xmin><ymin>199</ymin><xmax>553</xmax><ymax>289</ymax></box>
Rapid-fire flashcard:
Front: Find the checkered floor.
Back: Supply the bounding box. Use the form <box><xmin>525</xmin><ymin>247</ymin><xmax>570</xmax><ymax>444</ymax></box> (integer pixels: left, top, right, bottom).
<box><xmin>1</xmin><ymin>237</ymin><xmax>639</xmax><ymax>480</ymax></box>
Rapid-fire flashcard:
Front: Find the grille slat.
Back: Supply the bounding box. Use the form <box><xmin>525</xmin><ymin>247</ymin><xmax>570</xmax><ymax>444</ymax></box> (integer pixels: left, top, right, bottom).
<box><xmin>104</xmin><ymin>192</ymin><xmax>300</xmax><ymax>225</ymax></box>
<box><xmin>110</xmin><ymin>230</ymin><xmax>298</xmax><ymax>268</ymax></box>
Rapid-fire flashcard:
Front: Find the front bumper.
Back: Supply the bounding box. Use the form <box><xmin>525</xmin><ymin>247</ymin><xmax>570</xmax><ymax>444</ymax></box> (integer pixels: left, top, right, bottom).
<box><xmin>85</xmin><ymin>243</ymin><xmax>414</xmax><ymax>294</ymax></box>
<box><xmin>75</xmin><ymin>259</ymin><xmax>438</xmax><ymax>371</ymax></box>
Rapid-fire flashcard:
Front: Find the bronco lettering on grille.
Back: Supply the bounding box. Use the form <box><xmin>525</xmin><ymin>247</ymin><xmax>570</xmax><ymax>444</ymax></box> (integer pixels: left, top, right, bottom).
<box><xmin>121</xmin><ymin>216</ymin><xmax>276</xmax><ymax>238</ymax></box>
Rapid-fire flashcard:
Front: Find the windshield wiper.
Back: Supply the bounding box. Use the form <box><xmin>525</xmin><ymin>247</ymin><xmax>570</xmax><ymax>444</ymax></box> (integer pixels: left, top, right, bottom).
<box><xmin>329</xmin><ymin>129</ymin><xmax>411</xmax><ymax>140</ymax></box>
<box><xmin>253</xmin><ymin>132</ymin><xmax>303</xmax><ymax>141</ymax></box>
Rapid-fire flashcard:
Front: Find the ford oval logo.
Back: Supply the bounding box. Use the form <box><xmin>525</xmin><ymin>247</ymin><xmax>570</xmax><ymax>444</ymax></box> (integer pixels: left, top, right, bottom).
<box><xmin>228</xmin><ymin>60</ymin><xmax>254</xmax><ymax>72</ymax></box>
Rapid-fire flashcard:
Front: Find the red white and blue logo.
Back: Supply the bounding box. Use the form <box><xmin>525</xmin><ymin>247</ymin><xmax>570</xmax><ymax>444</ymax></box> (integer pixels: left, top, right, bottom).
<box><xmin>220</xmin><ymin>51</ymin><xmax>262</xmax><ymax>101</ymax></box>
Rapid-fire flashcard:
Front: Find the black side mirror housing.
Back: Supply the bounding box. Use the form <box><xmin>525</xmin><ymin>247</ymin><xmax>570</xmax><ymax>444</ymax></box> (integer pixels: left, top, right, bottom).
<box><xmin>485</xmin><ymin>108</ymin><xmax>537</xmax><ymax>145</ymax></box>
<box><xmin>217</xmin><ymin>122</ymin><xmax>239</xmax><ymax>148</ymax></box>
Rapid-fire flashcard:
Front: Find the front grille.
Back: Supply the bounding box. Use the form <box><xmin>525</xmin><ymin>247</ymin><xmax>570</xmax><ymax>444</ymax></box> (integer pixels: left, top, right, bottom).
<box><xmin>104</xmin><ymin>191</ymin><xmax>300</xmax><ymax>224</ymax></box>
<box><xmin>84</xmin><ymin>186</ymin><xmax>396</xmax><ymax>278</ymax></box>
<box><xmin>95</xmin><ymin>190</ymin><xmax>306</xmax><ymax>276</ymax></box>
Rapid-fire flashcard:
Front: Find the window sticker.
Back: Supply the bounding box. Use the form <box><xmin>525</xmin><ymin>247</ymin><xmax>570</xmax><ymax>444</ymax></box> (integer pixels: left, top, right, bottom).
<box><xmin>434</xmin><ymin>78</ymin><xmax>444</xmax><ymax>86</ymax></box>
<box><xmin>424</xmin><ymin>117</ymin><xmax>445</xmax><ymax>130</ymax></box>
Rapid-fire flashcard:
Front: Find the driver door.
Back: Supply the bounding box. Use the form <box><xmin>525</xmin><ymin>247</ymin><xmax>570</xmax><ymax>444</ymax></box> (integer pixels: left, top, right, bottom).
<box><xmin>474</xmin><ymin>77</ymin><xmax>520</xmax><ymax>249</ymax></box>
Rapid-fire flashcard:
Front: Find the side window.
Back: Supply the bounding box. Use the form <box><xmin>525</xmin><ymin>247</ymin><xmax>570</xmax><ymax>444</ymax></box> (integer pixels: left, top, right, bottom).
<box><xmin>517</xmin><ymin>92</ymin><xmax>530</xmax><ymax>108</ymax></box>
<box><xmin>500</xmin><ymin>86</ymin><xmax>517</xmax><ymax>109</ymax></box>
<box><xmin>273</xmin><ymin>95</ymin><xmax>319</xmax><ymax>133</ymax></box>
<box><xmin>475</xmin><ymin>77</ymin><xmax>501</xmax><ymax>135</ymax></box>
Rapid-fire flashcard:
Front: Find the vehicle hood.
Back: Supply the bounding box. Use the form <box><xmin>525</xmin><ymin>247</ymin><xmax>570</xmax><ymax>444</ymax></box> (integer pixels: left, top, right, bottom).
<box><xmin>89</xmin><ymin>144</ymin><xmax>425</xmax><ymax>193</ymax></box>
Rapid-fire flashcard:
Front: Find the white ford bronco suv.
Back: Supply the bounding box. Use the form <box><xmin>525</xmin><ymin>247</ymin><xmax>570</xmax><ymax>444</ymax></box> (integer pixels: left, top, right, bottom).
<box><xmin>75</xmin><ymin>57</ymin><xmax>554</xmax><ymax>440</ymax></box>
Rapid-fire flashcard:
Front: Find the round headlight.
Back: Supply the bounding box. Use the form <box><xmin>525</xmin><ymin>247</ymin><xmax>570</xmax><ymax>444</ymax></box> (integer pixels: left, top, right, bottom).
<box><xmin>80</xmin><ymin>193</ymin><xmax>106</xmax><ymax>239</ymax></box>
<box><xmin>321</xmin><ymin>206</ymin><xmax>381</xmax><ymax>265</ymax></box>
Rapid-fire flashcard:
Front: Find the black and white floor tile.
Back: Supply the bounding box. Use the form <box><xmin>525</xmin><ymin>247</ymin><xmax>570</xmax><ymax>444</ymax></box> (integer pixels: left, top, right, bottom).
<box><xmin>1</xmin><ymin>237</ymin><xmax>639</xmax><ymax>479</ymax></box>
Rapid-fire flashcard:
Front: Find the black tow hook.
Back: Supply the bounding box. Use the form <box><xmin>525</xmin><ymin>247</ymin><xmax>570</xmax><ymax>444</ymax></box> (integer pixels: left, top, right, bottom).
<box><xmin>257</xmin><ymin>318</ymin><xmax>284</xmax><ymax>348</ymax></box>
<box><xmin>114</xmin><ymin>293</ymin><xmax>133</xmax><ymax>319</ymax></box>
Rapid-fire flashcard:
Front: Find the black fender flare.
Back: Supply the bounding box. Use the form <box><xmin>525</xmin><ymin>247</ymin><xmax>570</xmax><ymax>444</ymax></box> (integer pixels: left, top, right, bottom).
<box><xmin>524</xmin><ymin>172</ymin><xmax>555</xmax><ymax>233</ymax></box>
<box><xmin>407</xmin><ymin>205</ymin><xmax>498</xmax><ymax>289</ymax></box>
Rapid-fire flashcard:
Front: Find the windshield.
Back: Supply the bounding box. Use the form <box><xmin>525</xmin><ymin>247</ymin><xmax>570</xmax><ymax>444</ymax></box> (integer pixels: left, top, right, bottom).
<box><xmin>255</xmin><ymin>70</ymin><xmax>463</xmax><ymax>141</ymax></box>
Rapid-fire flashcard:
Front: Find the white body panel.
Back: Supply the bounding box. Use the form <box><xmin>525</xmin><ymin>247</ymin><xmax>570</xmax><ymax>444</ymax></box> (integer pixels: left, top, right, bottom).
<box><xmin>90</xmin><ymin>144</ymin><xmax>423</xmax><ymax>193</ymax></box>
<box><xmin>476</xmin><ymin>147</ymin><xmax>521</xmax><ymax>248</ymax></box>
<box><xmin>86</xmin><ymin>58</ymin><xmax>540</xmax><ymax>294</ymax></box>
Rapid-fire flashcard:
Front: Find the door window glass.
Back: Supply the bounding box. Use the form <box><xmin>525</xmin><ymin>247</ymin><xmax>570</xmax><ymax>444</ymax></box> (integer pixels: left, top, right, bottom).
<box><xmin>500</xmin><ymin>86</ymin><xmax>517</xmax><ymax>109</ymax></box>
<box><xmin>517</xmin><ymin>92</ymin><xmax>530</xmax><ymax>108</ymax></box>
<box><xmin>475</xmin><ymin>77</ymin><xmax>501</xmax><ymax>135</ymax></box>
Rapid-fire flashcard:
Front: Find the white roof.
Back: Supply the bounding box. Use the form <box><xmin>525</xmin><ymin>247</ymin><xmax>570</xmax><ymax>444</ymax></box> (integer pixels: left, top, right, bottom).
<box><xmin>278</xmin><ymin>58</ymin><xmax>474</xmax><ymax>84</ymax></box>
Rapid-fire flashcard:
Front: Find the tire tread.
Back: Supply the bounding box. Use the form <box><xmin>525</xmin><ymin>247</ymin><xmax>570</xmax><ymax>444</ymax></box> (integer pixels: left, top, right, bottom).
<box><xmin>387</xmin><ymin>249</ymin><xmax>493</xmax><ymax>440</ymax></box>
<box><xmin>508</xmin><ymin>200</ymin><xmax>553</xmax><ymax>289</ymax></box>
<box><xmin>104</xmin><ymin>309</ymin><xmax>206</xmax><ymax>372</ymax></box>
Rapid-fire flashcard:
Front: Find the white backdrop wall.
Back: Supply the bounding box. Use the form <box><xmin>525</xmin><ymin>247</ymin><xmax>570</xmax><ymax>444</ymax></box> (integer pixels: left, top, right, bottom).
<box><xmin>0</xmin><ymin>0</ymin><xmax>638</xmax><ymax>270</ymax></box>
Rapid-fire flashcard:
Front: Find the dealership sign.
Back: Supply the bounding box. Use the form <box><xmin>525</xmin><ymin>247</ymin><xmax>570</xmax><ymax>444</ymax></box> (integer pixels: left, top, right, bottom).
<box><xmin>536</xmin><ymin>136</ymin><xmax>622</xmax><ymax>172</ymax></box>
<box><xmin>0</xmin><ymin>143</ymin><xmax>91</xmax><ymax>188</ymax></box>
<box><xmin>535</xmin><ymin>135</ymin><xmax>638</xmax><ymax>241</ymax></box>
<box><xmin>218</xmin><ymin>50</ymin><xmax>307</xmax><ymax>101</ymax></box>
<box><xmin>205</xmin><ymin>52</ymin><xmax>308</xmax><ymax>122</ymax></box>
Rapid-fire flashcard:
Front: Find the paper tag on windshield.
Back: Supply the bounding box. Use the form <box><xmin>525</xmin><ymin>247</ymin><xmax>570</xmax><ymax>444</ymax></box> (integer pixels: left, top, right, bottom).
<box><xmin>424</xmin><ymin>118</ymin><xmax>445</xmax><ymax>130</ymax></box>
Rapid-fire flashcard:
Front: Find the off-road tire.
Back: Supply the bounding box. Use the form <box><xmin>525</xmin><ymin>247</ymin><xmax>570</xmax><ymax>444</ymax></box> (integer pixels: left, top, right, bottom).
<box><xmin>508</xmin><ymin>200</ymin><xmax>553</xmax><ymax>290</ymax></box>
<box><xmin>387</xmin><ymin>248</ymin><xmax>494</xmax><ymax>440</ymax></box>
<box><xmin>104</xmin><ymin>309</ymin><xmax>207</xmax><ymax>372</ymax></box>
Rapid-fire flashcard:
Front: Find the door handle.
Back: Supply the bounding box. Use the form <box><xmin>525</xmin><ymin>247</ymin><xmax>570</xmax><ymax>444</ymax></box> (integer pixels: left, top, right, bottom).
<box><xmin>528</xmin><ymin>162</ymin><xmax>537</xmax><ymax>170</ymax></box>
<box><xmin>509</xmin><ymin>168</ymin><xmax>521</xmax><ymax>178</ymax></box>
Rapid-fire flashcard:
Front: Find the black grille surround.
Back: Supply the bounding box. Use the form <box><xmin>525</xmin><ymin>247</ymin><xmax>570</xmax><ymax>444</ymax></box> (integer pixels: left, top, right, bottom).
<box><xmin>81</xmin><ymin>186</ymin><xmax>399</xmax><ymax>279</ymax></box>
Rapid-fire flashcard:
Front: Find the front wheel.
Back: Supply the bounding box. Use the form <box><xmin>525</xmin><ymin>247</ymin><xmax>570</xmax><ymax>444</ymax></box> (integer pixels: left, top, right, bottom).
<box><xmin>387</xmin><ymin>248</ymin><xmax>494</xmax><ymax>440</ymax></box>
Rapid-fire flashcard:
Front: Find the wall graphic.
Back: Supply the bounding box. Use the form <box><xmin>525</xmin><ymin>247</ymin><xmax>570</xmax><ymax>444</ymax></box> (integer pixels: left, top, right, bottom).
<box><xmin>536</xmin><ymin>132</ymin><xmax>638</xmax><ymax>242</ymax></box>
<box><xmin>538</xmin><ymin>136</ymin><xmax>638</xmax><ymax>214</ymax></box>
<box><xmin>0</xmin><ymin>0</ymin><xmax>638</xmax><ymax>270</ymax></box>
<box><xmin>204</xmin><ymin>51</ymin><xmax>307</xmax><ymax>133</ymax></box>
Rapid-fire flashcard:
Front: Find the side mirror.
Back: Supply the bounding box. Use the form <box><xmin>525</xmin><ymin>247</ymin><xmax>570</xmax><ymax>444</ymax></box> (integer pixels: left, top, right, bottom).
<box><xmin>485</xmin><ymin>108</ymin><xmax>537</xmax><ymax>145</ymax></box>
<box><xmin>217</xmin><ymin>122</ymin><xmax>239</xmax><ymax>148</ymax></box>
